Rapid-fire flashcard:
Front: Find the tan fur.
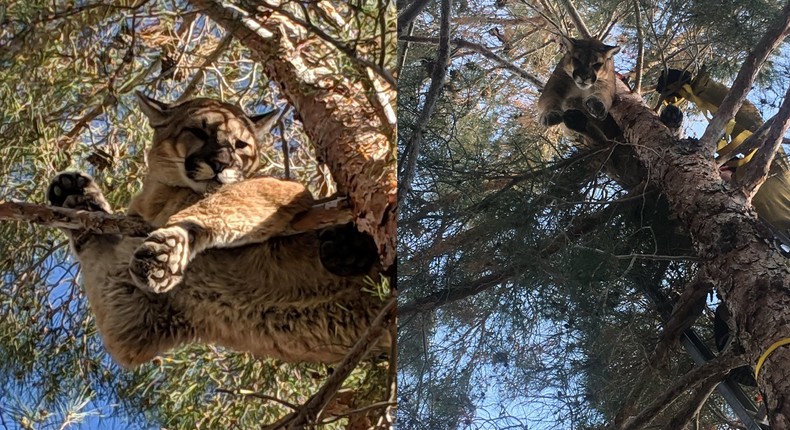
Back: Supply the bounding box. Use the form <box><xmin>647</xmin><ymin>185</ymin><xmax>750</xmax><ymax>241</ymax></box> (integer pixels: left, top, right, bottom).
<box><xmin>537</xmin><ymin>37</ymin><xmax>620</xmax><ymax>127</ymax></box>
<box><xmin>53</xmin><ymin>95</ymin><xmax>389</xmax><ymax>367</ymax></box>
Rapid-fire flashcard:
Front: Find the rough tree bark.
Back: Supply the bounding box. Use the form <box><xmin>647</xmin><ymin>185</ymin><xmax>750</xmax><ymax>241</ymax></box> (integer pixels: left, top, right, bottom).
<box><xmin>189</xmin><ymin>0</ymin><xmax>397</xmax><ymax>269</ymax></box>
<box><xmin>609</xmin><ymin>80</ymin><xmax>790</xmax><ymax>427</ymax></box>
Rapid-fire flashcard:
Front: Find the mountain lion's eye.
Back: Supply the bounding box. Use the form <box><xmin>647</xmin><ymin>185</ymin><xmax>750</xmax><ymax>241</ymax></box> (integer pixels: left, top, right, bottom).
<box><xmin>235</xmin><ymin>140</ymin><xmax>249</xmax><ymax>149</ymax></box>
<box><xmin>186</xmin><ymin>127</ymin><xmax>209</xmax><ymax>140</ymax></box>
<box><xmin>593</xmin><ymin>63</ymin><xmax>603</xmax><ymax>71</ymax></box>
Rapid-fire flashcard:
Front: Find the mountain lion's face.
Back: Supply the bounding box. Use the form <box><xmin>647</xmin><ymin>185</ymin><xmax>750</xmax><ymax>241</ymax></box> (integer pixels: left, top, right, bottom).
<box><xmin>136</xmin><ymin>93</ymin><xmax>278</xmax><ymax>193</ymax></box>
<box><xmin>561</xmin><ymin>37</ymin><xmax>620</xmax><ymax>90</ymax></box>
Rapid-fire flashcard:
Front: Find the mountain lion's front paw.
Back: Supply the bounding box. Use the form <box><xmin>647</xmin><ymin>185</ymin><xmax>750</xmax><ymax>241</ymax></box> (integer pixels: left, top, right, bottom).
<box><xmin>319</xmin><ymin>223</ymin><xmax>378</xmax><ymax>276</ymax></box>
<box><xmin>584</xmin><ymin>97</ymin><xmax>607</xmax><ymax>120</ymax></box>
<box><xmin>539</xmin><ymin>110</ymin><xmax>563</xmax><ymax>127</ymax></box>
<box><xmin>48</xmin><ymin>172</ymin><xmax>112</xmax><ymax>213</ymax></box>
<box><xmin>129</xmin><ymin>226</ymin><xmax>191</xmax><ymax>293</ymax></box>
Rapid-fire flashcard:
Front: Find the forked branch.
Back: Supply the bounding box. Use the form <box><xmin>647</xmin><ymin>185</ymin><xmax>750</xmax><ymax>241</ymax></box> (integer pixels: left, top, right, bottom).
<box><xmin>698</xmin><ymin>0</ymin><xmax>790</xmax><ymax>151</ymax></box>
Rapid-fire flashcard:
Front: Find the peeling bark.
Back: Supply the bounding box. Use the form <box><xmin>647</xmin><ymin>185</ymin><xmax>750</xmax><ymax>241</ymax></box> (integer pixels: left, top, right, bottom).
<box><xmin>190</xmin><ymin>0</ymin><xmax>397</xmax><ymax>268</ymax></box>
<box><xmin>609</xmin><ymin>80</ymin><xmax>790</xmax><ymax>427</ymax></box>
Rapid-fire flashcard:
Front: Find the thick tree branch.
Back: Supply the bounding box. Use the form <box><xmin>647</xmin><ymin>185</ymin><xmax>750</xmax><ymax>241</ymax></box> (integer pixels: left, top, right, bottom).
<box><xmin>398</xmin><ymin>0</ymin><xmax>451</xmax><ymax>204</ymax></box>
<box><xmin>736</xmin><ymin>82</ymin><xmax>790</xmax><ymax>199</ymax></box>
<box><xmin>698</xmin><ymin>0</ymin><xmax>790</xmax><ymax>151</ymax></box>
<box><xmin>620</xmin><ymin>352</ymin><xmax>746</xmax><ymax>430</ymax></box>
<box><xmin>263</xmin><ymin>297</ymin><xmax>396</xmax><ymax>430</ymax></box>
<box><xmin>0</xmin><ymin>200</ymin><xmax>353</xmax><ymax>237</ymax></box>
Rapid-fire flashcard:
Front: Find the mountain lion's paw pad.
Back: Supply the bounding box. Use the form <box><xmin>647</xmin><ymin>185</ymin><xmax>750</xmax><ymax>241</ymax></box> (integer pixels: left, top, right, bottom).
<box><xmin>47</xmin><ymin>172</ymin><xmax>111</xmax><ymax>213</ymax></box>
<box><xmin>129</xmin><ymin>226</ymin><xmax>191</xmax><ymax>293</ymax></box>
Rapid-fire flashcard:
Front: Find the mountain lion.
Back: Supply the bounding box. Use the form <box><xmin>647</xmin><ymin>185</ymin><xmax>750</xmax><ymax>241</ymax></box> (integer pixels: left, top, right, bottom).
<box><xmin>47</xmin><ymin>93</ymin><xmax>389</xmax><ymax>368</ymax></box>
<box><xmin>537</xmin><ymin>36</ymin><xmax>620</xmax><ymax>132</ymax></box>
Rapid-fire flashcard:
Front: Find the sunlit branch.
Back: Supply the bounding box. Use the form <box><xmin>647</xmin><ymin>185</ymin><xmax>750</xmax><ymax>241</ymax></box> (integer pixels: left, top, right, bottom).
<box><xmin>0</xmin><ymin>200</ymin><xmax>352</xmax><ymax>237</ymax></box>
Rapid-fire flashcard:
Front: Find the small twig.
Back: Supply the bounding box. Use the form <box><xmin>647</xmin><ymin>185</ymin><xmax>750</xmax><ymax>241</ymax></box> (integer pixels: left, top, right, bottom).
<box><xmin>176</xmin><ymin>32</ymin><xmax>234</xmax><ymax>103</ymax></box>
<box><xmin>632</xmin><ymin>0</ymin><xmax>644</xmax><ymax>94</ymax></box>
<box><xmin>318</xmin><ymin>401</ymin><xmax>397</xmax><ymax>425</ymax></box>
<box><xmin>215</xmin><ymin>387</ymin><xmax>300</xmax><ymax>411</ymax></box>
<box><xmin>277</xmin><ymin>106</ymin><xmax>293</xmax><ymax>180</ymax></box>
<box><xmin>264</xmin><ymin>298</ymin><xmax>396</xmax><ymax>430</ymax></box>
<box><xmin>698</xmin><ymin>0</ymin><xmax>790</xmax><ymax>152</ymax></box>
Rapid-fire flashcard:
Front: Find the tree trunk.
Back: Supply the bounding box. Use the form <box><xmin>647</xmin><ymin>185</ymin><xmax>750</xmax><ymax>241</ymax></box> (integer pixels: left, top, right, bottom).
<box><xmin>189</xmin><ymin>0</ymin><xmax>397</xmax><ymax>268</ymax></box>
<box><xmin>609</xmin><ymin>80</ymin><xmax>790</xmax><ymax>427</ymax></box>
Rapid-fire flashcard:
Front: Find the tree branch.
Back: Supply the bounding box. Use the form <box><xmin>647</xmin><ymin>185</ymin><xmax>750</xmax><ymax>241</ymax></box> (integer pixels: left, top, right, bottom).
<box><xmin>399</xmin><ymin>269</ymin><xmax>516</xmax><ymax>317</ymax></box>
<box><xmin>0</xmin><ymin>199</ymin><xmax>353</xmax><ymax>237</ymax></box>
<box><xmin>661</xmin><ymin>375</ymin><xmax>720</xmax><ymax>430</ymax></box>
<box><xmin>397</xmin><ymin>0</ymin><xmax>430</xmax><ymax>33</ymax></box>
<box><xmin>558</xmin><ymin>0</ymin><xmax>591</xmax><ymax>38</ymax></box>
<box><xmin>632</xmin><ymin>0</ymin><xmax>644</xmax><ymax>94</ymax></box>
<box><xmin>698</xmin><ymin>0</ymin><xmax>790</xmax><ymax>152</ymax></box>
<box><xmin>399</xmin><ymin>35</ymin><xmax>544</xmax><ymax>89</ymax></box>
<box><xmin>620</xmin><ymin>352</ymin><xmax>746</xmax><ymax>430</ymax></box>
<box><xmin>736</xmin><ymin>80</ymin><xmax>790</xmax><ymax>199</ymax></box>
<box><xmin>263</xmin><ymin>297</ymin><xmax>396</xmax><ymax>430</ymax></box>
<box><xmin>397</xmin><ymin>0</ymin><xmax>452</xmax><ymax>204</ymax></box>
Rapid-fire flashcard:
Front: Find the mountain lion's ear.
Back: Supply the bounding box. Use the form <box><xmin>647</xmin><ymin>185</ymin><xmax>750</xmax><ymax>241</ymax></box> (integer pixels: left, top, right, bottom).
<box><xmin>248</xmin><ymin>109</ymin><xmax>281</xmax><ymax>144</ymax></box>
<box><xmin>602</xmin><ymin>44</ymin><xmax>621</xmax><ymax>58</ymax></box>
<box><xmin>135</xmin><ymin>91</ymin><xmax>172</xmax><ymax>127</ymax></box>
<box><xmin>560</xmin><ymin>35</ymin><xmax>576</xmax><ymax>51</ymax></box>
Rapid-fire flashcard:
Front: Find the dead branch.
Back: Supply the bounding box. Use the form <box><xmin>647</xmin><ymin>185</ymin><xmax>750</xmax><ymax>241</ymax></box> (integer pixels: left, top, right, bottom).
<box><xmin>0</xmin><ymin>199</ymin><xmax>353</xmax><ymax>237</ymax></box>
<box><xmin>698</xmin><ymin>0</ymin><xmax>790</xmax><ymax>152</ymax></box>
<box><xmin>397</xmin><ymin>0</ymin><xmax>452</xmax><ymax>204</ymax></box>
<box><xmin>263</xmin><ymin>297</ymin><xmax>396</xmax><ymax>430</ymax></box>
